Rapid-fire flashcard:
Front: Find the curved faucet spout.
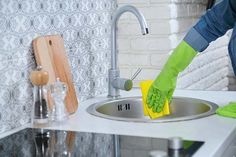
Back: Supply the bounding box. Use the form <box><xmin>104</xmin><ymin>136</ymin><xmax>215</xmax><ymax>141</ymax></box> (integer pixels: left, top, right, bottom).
<box><xmin>112</xmin><ymin>5</ymin><xmax>149</xmax><ymax>35</ymax></box>
<box><xmin>111</xmin><ymin>5</ymin><xmax>149</xmax><ymax>70</ymax></box>
<box><xmin>108</xmin><ymin>5</ymin><xmax>149</xmax><ymax>98</ymax></box>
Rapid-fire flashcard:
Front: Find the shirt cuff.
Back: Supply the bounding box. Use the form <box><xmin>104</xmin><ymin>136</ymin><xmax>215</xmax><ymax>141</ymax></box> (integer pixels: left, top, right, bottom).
<box><xmin>183</xmin><ymin>28</ymin><xmax>209</xmax><ymax>52</ymax></box>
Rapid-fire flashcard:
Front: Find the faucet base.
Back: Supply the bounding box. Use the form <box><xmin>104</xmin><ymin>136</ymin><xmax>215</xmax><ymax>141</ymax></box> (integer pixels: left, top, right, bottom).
<box><xmin>108</xmin><ymin>69</ymin><xmax>133</xmax><ymax>98</ymax></box>
<box><xmin>108</xmin><ymin>69</ymin><xmax>120</xmax><ymax>98</ymax></box>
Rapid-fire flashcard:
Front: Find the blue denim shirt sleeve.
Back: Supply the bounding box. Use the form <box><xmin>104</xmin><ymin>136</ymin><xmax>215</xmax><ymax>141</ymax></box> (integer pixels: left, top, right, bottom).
<box><xmin>184</xmin><ymin>0</ymin><xmax>236</xmax><ymax>52</ymax></box>
<box><xmin>228</xmin><ymin>25</ymin><xmax>236</xmax><ymax>75</ymax></box>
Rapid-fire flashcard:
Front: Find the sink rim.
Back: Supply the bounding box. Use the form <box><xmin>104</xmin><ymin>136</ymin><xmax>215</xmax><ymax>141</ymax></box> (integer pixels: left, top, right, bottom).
<box><xmin>87</xmin><ymin>96</ymin><xmax>219</xmax><ymax>123</ymax></box>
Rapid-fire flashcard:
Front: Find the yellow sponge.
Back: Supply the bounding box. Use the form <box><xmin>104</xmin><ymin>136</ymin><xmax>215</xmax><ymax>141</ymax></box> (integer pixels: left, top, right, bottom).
<box><xmin>140</xmin><ymin>80</ymin><xmax>170</xmax><ymax>119</ymax></box>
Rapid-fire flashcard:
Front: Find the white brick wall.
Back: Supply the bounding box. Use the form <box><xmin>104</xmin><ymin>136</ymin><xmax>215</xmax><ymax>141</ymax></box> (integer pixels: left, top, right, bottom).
<box><xmin>118</xmin><ymin>0</ymin><xmax>231</xmax><ymax>90</ymax></box>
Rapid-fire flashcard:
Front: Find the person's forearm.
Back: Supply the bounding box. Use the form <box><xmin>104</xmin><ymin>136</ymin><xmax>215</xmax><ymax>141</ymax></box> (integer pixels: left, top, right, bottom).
<box><xmin>184</xmin><ymin>0</ymin><xmax>236</xmax><ymax>52</ymax></box>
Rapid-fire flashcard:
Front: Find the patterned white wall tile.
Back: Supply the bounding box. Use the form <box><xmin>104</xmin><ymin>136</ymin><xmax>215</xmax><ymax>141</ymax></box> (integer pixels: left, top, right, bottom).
<box><xmin>0</xmin><ymin>0</ymin><xmax>117</xmax><ymax>133</ymax></box>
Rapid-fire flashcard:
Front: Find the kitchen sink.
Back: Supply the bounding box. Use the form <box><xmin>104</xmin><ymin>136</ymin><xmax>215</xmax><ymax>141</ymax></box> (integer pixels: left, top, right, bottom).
<box><xmin>87</xmin><ymin>97</ymin><xmax>218</xmax><ymax>122</ymax></box>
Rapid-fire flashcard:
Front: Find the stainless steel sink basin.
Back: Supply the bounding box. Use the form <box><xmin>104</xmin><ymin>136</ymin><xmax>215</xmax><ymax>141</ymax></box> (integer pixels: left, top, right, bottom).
<box><xmin>87</xmin><ymin>97</ymin><xmax>218</xmax><ymax>122</ymax></box>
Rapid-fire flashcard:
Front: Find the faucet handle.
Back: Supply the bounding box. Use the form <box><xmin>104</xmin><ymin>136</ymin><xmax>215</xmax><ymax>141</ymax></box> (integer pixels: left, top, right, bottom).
<box><xmin>131</xmin><ymin>68</ymin><xmax>142</xmax><ymax>80</ymax></box>
<box><xmin>112</xmin><ymin>78</ymin><xmax>133</xmax><ymax>91</ymax></box>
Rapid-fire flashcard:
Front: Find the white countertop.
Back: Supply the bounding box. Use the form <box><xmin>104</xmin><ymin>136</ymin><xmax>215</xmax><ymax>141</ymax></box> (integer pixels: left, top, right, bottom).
<box><xmin>3</xmin><ymin>89</ymin><xmax>236</xmax><ymax>157</ymax></box>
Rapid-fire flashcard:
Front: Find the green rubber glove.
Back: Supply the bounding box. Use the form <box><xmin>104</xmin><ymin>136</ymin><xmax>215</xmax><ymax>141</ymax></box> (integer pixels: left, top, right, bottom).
<box><xmin>147</xmin><ymin>41</ymin><xmax>197</xmax><ymax>113</ymax></box>
<box><xmin>216</xmin><ymin>102</ymin><xmax>236</xmax><ymax>118</ymax></box>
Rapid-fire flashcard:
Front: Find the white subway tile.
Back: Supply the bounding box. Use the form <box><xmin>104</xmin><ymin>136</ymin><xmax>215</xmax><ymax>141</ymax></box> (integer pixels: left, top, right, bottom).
<box><xmin>117</xmin><ymin>37</ymin><xmax>131</xmax><ymax>50</ymax></box>
<box><xmin>117</xmin><ymin>22</ymin><xmax>150</xmax><ymax>35</ymax></box>
<box><xmin>131</xmin><ymin>37</ymin><xmax>172</xmax><ymax>51</ymax></box>
<box><xmin>117</xmin><ymin>11</ymin><xmax>131</xmax><ymax>21</ymax></box>
<box><xmin>120</xmin><ymin>68</ymin><xmax>132</xmax><ymax>78</ymax></box>
<box><xmin>150</xmin><ymin>54</ymin><xmax>169</xmax><ymax>67</ymax></box>
<box><xmin>149</xmin><ymin>20</ymin><xmax>171</xmax><ymax>35</ymax></box>
<box><xmin>170</xmin><ymin>18</ymin><xmax>194</xmax><ymax>33</ymax></box>
<box><xmin>133</xmin><ymin>5</ymin><xmax>171</xmax><ymax>20</ymax></box>
<box><xmin>119</xmin><ymin>53</ymin><xmax>150</xmax><ymax>66</ymax></box>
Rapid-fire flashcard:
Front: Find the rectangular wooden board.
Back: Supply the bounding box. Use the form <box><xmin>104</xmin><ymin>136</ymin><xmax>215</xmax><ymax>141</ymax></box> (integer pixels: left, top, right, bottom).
<box><xmin>33</xmin><ymin>35</ymin><xmax>78</xmax><ymax>114</ymax></box>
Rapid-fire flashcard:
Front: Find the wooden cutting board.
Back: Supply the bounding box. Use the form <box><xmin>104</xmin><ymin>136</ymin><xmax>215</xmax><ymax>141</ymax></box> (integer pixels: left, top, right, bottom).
<box><xmin>32</xmin><ymin>35</ymin><xmax>78</xmax><ymax>114</ymax></box>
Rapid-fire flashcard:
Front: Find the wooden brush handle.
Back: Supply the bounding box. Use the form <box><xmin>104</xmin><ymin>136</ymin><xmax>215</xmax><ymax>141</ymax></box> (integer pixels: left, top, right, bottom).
<box><xmin>66</xmin><ymin>132</ymin><xmax>76</xmax><ymax>152</ymax></box>
<box><xmin>30</xmin><ymin>67</ymin><xmax>49</xmax><ymax>86</ymax></box>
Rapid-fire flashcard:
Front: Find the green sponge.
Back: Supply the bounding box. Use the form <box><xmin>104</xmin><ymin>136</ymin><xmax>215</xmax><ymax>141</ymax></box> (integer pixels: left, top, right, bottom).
<box><xmin>216</xmin><ymin>102</ymin><xmax>236</xmax><ymax>118</ymax></box>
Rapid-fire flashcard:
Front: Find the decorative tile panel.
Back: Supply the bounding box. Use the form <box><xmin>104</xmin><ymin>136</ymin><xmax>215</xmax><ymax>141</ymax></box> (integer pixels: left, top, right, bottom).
<box><xmin>0</xmin><ymin>0</ymin><xmax>117</xmax><ymax>133</ymax></box>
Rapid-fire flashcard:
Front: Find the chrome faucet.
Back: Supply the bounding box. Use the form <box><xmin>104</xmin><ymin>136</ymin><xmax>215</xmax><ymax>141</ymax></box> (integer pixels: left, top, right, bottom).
<box><xmin>108</xmin><ymin>5</ymin><xmax>149</xmax><ymax>98</ymax></box>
